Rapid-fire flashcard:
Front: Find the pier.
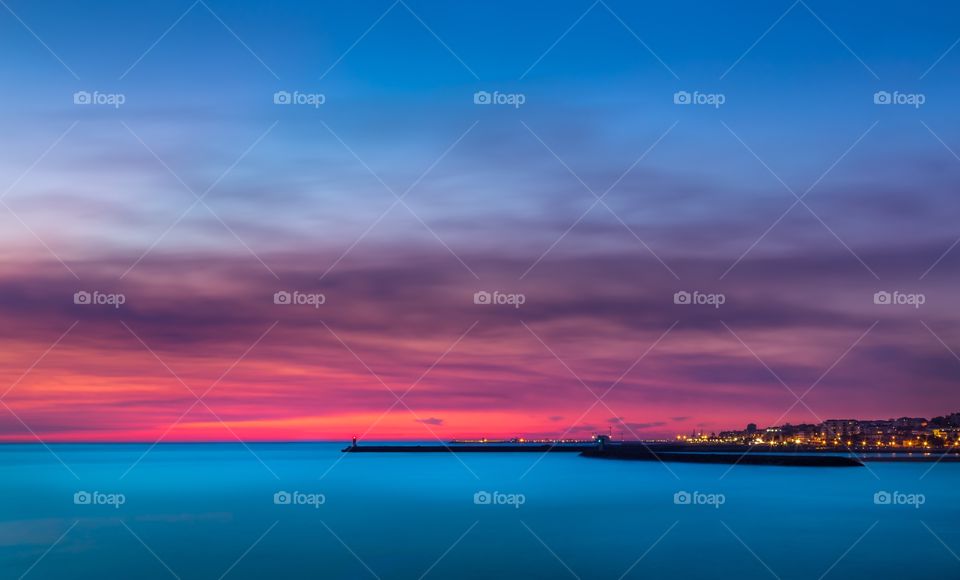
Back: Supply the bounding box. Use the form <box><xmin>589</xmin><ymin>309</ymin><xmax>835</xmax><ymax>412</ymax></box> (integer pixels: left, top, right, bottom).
<box><xmin>580</xmin><ymin>445</ymin><xmax>864</xmax><ymax>467</ymax></box>
<box><xmin>342</xmin><ymin>443</ymin><xmax>593</xmax><ymax>453</ymax></box>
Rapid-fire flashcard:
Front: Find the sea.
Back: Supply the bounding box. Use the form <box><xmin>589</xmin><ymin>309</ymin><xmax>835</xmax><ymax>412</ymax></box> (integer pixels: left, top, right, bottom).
<box><xmin>0</xmin><ymin>443</ymin><xmax>957</xmax><ymax>579</ymax></box>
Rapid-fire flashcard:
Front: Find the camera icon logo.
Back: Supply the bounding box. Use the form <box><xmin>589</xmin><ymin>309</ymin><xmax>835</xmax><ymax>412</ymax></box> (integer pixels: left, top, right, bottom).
<box><xmin>473</xmin><ymin>290</ymin><xmax>491</xmax><ymax>305</ymax></box>
<box><xmin>274</xmin><ymin>491</ymin><xmax>292</xmax><ymax>505</ymax></box>
<box><xmin>873</xmin><ymin>91</ymin><xmax>891</xmax><ymax>105</ymax></box>
<box><xmin>74</xmin><ymin>291</ymin><xmax>91</xmax><ymax>305</ymax></box>
<box><xmin>73</xmin><ymin>91</ymin><xmax>91</xmax><ymax>105</ymax></box>
<box><xmin>673</xmin><ymin>491</ymin><xmax>691</xmax><ymax>505</ymax></box>
<box><xmin>673</xmin><ymin>291</ymin><xmax>691</xmax><ymax>305</ymax></box>
<box><xmin>874</xmin><ymin>491</ymin><xmax>891</xmax><ymax>505</ymax></box>
<box><xmin>673</xmin><ymin>91</ymin><xmax>691</xmax><ymax>105</ymax></box>
<box><xmin>274</xmin><ymin>291</ymin><xmax>291</xmax><ymax>305</ymax></box>
<box><xmin>473</xmin><ymin>491</ymin><xmax>492</xmax><ymax>505</ymax></box>
<box><xmin>473</xmin><ymin>91</ymin><xmax>491</xmax><ymax>105</ymax></box>
<box><xmin>273</xmin><ymin>91</ymin><xmax>292</xmax><ymax>105</ymax></box>
<box><xmin>74</xmin><ymin>491</ymin><xmax>92</xmax><ymax>505</ymax></box>
<box><xmin>873</xmin><ymin>291</ymin><xmax>891</xmax><ymax>305</ymax></box>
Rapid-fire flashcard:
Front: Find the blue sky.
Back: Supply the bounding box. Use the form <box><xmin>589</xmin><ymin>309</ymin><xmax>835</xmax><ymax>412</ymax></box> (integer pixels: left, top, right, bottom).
<box><xmin>1</xmin><ymin>0</ymin><xmax>960</xmax><ymax>440</ymax></box>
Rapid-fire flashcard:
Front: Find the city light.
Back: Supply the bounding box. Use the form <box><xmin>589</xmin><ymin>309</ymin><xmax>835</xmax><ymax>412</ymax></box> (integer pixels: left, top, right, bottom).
<box><xmin>675</xmin><ymin>412</ymin><xmax>960</xmax><ymax>450</ymax></box>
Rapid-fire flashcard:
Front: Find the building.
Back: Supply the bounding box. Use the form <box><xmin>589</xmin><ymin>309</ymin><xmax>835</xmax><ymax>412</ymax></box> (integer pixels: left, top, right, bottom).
<box><xmin>895</xmin><ymin>417</ymin><xmax>927</xmax><ymax>434</ymax></box>
<box><xmin>859</xmin><ymin>420</ymin><xmax>895</xmax><ymax>443</ymax></box>
<box><xmin>822</xmin><ymin>420</ymin><xmax>860</xmax><ymax>438</ymax></box>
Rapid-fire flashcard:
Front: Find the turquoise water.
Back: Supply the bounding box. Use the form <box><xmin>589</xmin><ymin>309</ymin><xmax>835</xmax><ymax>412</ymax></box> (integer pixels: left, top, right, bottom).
<box><xmin>1</xmin><ymin>443</ymin><xmax>958</xmax><ymax>579</ymax></box>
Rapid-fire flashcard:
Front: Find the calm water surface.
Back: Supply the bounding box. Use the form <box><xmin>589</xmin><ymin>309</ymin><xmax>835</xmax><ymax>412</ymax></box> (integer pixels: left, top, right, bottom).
<box><xmin>1</xmin><ymin>443</ymin><xmax>957</xmax><ymax>579</ymax></box>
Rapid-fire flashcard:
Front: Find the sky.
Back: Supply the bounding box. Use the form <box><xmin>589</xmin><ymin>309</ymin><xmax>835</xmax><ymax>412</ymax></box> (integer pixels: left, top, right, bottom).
<box><xmin>1</xmin><ymin>0</ymin><xmax>959</xmax><ymax>442</ymax></box>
